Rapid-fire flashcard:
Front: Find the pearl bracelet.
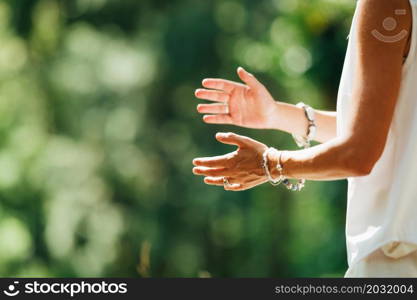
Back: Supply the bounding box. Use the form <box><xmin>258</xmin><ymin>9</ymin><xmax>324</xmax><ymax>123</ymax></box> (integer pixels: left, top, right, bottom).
<box><xmin>292</xmin><ymin>102</ymin><xmax>317</xmax><ymax>149</ymax></box>
<box><xmin>262</xmin><ymin>103</ymin><xmax>315</xmax><ymax>191</ymax></box>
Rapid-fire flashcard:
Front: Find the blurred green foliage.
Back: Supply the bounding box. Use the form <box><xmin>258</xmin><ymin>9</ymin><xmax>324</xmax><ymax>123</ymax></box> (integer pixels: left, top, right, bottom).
<box><xmin>0</xmin><ymin>0</ymin><xmax>355</xmax><ymax>277</ymax></box>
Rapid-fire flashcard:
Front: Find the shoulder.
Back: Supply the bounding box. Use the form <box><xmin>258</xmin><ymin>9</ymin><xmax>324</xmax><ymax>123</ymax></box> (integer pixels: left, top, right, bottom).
<box><xmin>355</xmin><ymin>0</ymin><xmax>411</xmax><ymax>58</ymax></box>
<box><xmin>358</xmin><ymin>0</ymin><xmax>411</xmax><ymax>12</ymax></box>
<box><xmin>356</xmin><ymin>0</ymin><xmax>412</xmax><ymax>34</ymax></box>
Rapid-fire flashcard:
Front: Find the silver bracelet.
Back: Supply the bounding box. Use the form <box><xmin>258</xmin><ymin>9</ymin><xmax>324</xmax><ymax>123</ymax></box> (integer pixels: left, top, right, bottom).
<box><xmin>264</xmin><ymin>102</ymin><xmax>315</xmax><ymax>191</ymax></box>
<box><xmin>277</xmin><ymin>151</ymin><xmax>306</xmax><ymax>191</ymax></box>
<box><xmin>278</xmin><ymin>152</ymin><xmax>306</xmax><ymax>192</ymax></box>
<box><xmin>282</xmin><ymin>102</ymin><xmax>315</xmax><ymax>191</ymax></box>
<box><xmin>262</xmin><ymin>147</ymin><xmax>284</xmax><ymax>186</ymax></box>
<box><xmin>262</xmin><ymin>148</ymin><xmax>305</xmax><ymax>191</ymax></box>
<box><xmin>292</xmin><ymin>102</ymin><xmax>316</xmax><ymax>149</ymax></box>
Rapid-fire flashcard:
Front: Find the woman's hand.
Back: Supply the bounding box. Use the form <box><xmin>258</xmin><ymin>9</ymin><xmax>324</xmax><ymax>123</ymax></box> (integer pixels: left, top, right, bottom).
<box><xmin>195</xmin><ymin>67</ymin><xmax>279</xmax><ymax>129</ymax></box>
<box><xmin>192</xmin><ymin>132</ymin><xmax>268</xmax><ymax>191</ymax></box>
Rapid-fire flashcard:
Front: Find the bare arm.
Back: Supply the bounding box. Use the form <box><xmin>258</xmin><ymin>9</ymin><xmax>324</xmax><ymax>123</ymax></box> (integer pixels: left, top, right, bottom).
<box><xmin>270</xmin><ymin>102</ymin><xmax>337</xmax><ymax>143</ymax></box>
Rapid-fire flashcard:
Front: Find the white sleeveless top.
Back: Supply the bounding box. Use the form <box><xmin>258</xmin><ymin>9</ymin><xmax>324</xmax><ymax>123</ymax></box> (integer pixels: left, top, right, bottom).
<box><xmin>337</xmin><ymin>0</ymin><xmax>417</xmax><ymax>268</ymax></box>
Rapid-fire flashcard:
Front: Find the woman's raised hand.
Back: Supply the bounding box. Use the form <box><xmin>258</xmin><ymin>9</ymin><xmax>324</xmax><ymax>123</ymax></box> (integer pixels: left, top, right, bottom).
<box><xmin>195</xmin><ymin>67</ymin><xmax>278</xmax><ymax>129</ymax></box>
<box><xmin>193</xmin><ymin>132</ymin><xmax>268</xmax><ymax>191</ymax></box>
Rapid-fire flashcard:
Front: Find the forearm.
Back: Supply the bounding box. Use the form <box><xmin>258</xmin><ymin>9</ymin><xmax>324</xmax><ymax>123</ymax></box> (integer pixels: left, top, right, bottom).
<box><xmin>268</xmin><ymin>101</ymin><xmax>337</xmax><ymax>143</ymax></box>
<box><xmin>267</xmin><ymin>137</ymin><xmax>373</xmax><ymax>181</ymax></box>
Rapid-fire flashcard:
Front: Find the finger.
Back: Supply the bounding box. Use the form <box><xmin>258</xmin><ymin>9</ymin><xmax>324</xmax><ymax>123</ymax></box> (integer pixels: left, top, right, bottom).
<box><xmin>203</xmin><ymin>175</ymin><xmax>242</xmax><ymax>191</ymax></box>
<box><xmin>203</xmin><ymin>177</ymin><xmax>225</xmax><ymax>186</ymax></box>
<box><xmin>215</xmin><ymin>132</ymin><xmax>255</xmax><ymax>148</ymax></box>
<box><xmin>203</xmin><ymin>114</ymin><xmax>233</xmax><ymax>125</ymax></box>
<box><xmin>197</xmin><ymin>103</ymin><xmax>229</xmax><ymax>114</ymax></box>
<box><xmin>193</xmin><ymin>153</ymin><xmax>233</xmax><ymax>167</ymax></box>
<box><xmin>204</xmin><ymin>176</ymin><xmax>240</xmax><ymax>187</ymax></box>
<box><xmin>237</xmin><ymin>67</ymin><xmax>263</xmax><ymax>89</ymax></box>
<box><xmin>202</xmin><ymin>79</ymin><xmax>241</xmax><ymax>93</ymax></box>
<box><xmin>224</xmin><ymin>183</ymin><xmax>243</xmax><ymax>191</ymax></box>
<box><xmin>193</xmin><ymin>167</ymin><xmax>231</xmax><ymax>177</ymax></box>
<box><xmin>195</xmin><ymin>89</ymin><xmax>229</xmax><ymax>102</ymax></box>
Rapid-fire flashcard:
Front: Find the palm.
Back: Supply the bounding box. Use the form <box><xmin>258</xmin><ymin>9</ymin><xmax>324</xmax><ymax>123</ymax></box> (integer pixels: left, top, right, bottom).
<box><xmin>228</xmin><ymin>85</ymin><xmax>273</xmax><ymax>128</ymax></box>
<box><xmin>195</xmin><ymin>67</ymin><xmax>277</xmax><ymax>129</ymax></box>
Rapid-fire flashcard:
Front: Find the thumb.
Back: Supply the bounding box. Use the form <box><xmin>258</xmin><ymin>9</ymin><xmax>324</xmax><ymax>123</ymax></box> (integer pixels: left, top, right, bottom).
<box><xmin>215</xmin><ymin>132</ymin><xmax>254</xmax><ymax>148</ymax></box>
<box><xmin>237</xmin><ymin>67</ymin><xmax>263</xmax><ymax>89</ymax></box>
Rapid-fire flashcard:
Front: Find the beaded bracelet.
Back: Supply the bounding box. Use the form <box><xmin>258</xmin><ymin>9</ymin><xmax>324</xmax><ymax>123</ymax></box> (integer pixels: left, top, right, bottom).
<box><xmin>291</xmin><ymin>102</ymin><xmax>317</xmax><ymax>149</ymax></box>
<box><xmin>283</xmin><ymin>102</ymin><xmax>316</xmax><ymax>191</ymax></box>
<box><xmin>262</xmin><ymin>147</ymin><xmax>306</xmax><ymax>191</ymax></box>
<box><xmin>262</xmin><ymin>102</ymin><xmax>316</xmax><ymax>191</ymax></box>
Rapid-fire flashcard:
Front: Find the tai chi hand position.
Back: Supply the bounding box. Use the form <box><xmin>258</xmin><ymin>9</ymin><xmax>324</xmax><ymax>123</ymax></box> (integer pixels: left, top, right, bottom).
<box><xmin>192</xmin><ymin>0</ymin><xmax>417</xmax><ymax>277</ymax></box>
<box><xmin>193</xmin><ymin>0</ymin><xmax>409</xmax><ymax>187</ymax></box>
<box><xmin>193</xmin><ymin>66</ymin><xmax>340</xmax><ymax>191</ymax></box>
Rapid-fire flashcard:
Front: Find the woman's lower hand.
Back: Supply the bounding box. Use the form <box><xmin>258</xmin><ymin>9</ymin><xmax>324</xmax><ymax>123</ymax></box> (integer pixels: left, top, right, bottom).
<box><xmin>193</xmin><ymin>132</ymin><xmax>268</xmax><ymax>191</ymax></box>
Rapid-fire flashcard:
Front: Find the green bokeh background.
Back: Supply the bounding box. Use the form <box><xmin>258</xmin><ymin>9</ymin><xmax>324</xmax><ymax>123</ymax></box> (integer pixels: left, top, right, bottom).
<box><xmin>0</xmin><ymin>0</ymin><xmax>355</xmax><ymax>277</ymax></box>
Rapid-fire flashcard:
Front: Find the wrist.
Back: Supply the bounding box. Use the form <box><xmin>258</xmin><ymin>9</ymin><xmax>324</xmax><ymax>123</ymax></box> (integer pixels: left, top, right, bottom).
<box><xmin>264</xmin><ymin>147</ymin><xmax>305</xmax><ymax>191</ymax></box>
<box><xmin>263</xmin><ymin>101</ymin><xmax>281</xmax><ymax>129</ymax></box>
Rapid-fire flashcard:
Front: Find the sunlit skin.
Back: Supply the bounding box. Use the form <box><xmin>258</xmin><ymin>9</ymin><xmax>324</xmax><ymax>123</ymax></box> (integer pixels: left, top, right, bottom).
<box><xmin>195</xmin><ymin>67</ymin><xmax>337</xmax><ymax>143</ymax></box>
<box><xmin>193</xmin><ymin>0</ymin><xmax>412</xmax><ymax>191</ymax></box>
